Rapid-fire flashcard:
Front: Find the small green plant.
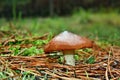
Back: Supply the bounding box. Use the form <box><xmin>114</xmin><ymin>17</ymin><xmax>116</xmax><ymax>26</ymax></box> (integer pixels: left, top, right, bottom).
<box><xmin>58</xmin><ymin>56</ymin><xmax>64</xmax><ymax>64</ymax></box>
<box><xmin>86</xmin><ymin>56</ymin><xmax>95</xmax><ymax>64</ymax></box>
<box><xmin>9</xmin><ymin>46</ymin><xmax>20</xmax><ymax>55</ymax></box>
<box><xmin>32</xmin><ymin>40</ymin><xmax>48</xmax><ymax>46</ymax></box>
<box><xmin>22</xmin><ymin>46</ymin><xmax>44</xmax><ymax>56</ymax></box>
<box><xmin>74</xmin><ymin>54</ymin><xmax>80</xmax><ymax>61</ymax></box>
<box><xmin>9</xmin><ymin>46</ymin><xmax>44</xmax><ymax>56</ymax></box>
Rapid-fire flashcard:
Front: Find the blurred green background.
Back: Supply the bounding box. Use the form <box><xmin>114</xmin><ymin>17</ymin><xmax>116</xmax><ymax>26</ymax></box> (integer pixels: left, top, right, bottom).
<box><xmin>0</xmin><ymin>0</ymin><xmax>120</xmax><ymax>17</ymax></box>
<box><xmin>0</xmin><ymin>0</ymin><xmax>120</xmax><ymax>45</ymax></box>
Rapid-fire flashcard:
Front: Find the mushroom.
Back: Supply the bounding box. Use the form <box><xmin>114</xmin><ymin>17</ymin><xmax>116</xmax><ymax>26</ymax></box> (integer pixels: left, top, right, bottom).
<box><xmin>44</xmin><ymin>31</ymin><xmax>93</xmax><ymax>66</ymax></box>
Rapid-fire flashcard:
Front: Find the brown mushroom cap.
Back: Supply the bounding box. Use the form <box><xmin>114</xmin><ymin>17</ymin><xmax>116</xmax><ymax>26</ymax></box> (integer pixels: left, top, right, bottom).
<box><xmin>44</xmin><ymin>31</ymin><xmax>93</xmax><ymax>53</ymax></box>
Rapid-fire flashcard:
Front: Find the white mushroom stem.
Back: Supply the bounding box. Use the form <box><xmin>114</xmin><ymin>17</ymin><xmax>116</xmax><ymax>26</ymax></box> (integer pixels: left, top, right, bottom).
<box><xmin>63</xmin><ymin>50</ymin><xmax>75</xmax><ymax>66</ymax></box>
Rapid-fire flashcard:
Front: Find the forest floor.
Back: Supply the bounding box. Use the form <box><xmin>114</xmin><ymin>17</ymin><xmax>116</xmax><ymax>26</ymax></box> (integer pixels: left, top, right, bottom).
<box><xmin>0</xmin><ymin>10</ymin><xmax>120</xmax><ymax>80</ymax></box>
